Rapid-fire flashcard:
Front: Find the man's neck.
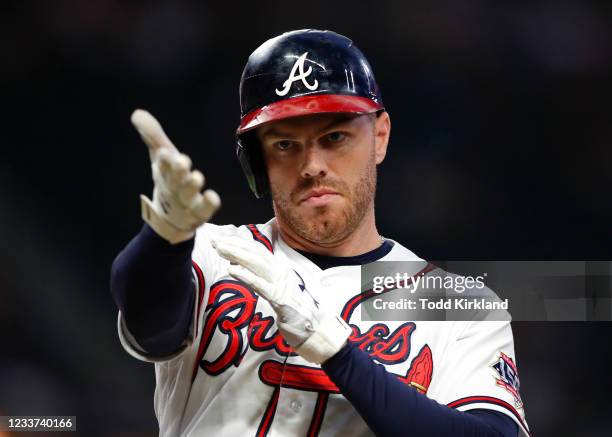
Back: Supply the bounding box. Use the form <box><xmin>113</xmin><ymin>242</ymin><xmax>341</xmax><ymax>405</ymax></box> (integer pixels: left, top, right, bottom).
<box><xmin>275</xmin><ymin>211</ymin><xmax>382</xmax><ymax>257</ymax></box>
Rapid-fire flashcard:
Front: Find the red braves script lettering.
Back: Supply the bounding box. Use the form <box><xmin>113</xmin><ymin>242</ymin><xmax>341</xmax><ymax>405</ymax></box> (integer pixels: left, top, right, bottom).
<box><xmin>198</xmin><ymin>280</ymin><xmax>433</xmax><ymax>393</ymax></box>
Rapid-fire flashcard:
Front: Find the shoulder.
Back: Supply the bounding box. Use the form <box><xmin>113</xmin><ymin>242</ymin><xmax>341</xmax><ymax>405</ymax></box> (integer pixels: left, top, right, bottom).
<box><xmin>376</xmin><ymin>240</ymin><xmax>511</xmax><ymax>322</ymax></box>
<box><xmin>381</xmin><ymin>238</ymin><xmax>424</xmax><ymax>262</ymax></box>
<box><xmin>428</xmin><ymin>265</ymin><xmax>512</xmax><ymax>324</ymax></box>
<box><xmin>381</xmin><ymin>240</ymin><xmax>502</xmax><ymax>300</ymax></box>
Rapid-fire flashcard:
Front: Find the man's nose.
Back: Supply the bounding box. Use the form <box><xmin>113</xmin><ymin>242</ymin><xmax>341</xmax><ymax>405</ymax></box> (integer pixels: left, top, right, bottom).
<box><xmin>300</xmin><ymin>145</ymin><xmax>328</xmax><ymax>179</ymax></box>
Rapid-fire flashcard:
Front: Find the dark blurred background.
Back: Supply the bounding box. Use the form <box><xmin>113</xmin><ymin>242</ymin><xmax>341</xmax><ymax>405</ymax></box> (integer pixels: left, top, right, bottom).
<box><xmin>1</xmin><ymin>1</ymin><xmax>611</xmax><ymax>436</ymax></box>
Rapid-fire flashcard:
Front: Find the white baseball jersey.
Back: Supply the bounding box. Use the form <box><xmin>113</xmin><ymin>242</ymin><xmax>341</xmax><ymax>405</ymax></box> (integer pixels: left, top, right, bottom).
<box><xmin>118</xmin><ymin>218</ymin><xmax>529</xmax><ymax>436</ymax></box>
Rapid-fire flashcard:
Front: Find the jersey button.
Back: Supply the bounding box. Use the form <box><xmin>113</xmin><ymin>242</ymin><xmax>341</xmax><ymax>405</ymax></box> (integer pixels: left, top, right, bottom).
<box><xmin>289</xmin><ymin>399</ymin><xmax>302</xmax><ymax>412</ymax></box>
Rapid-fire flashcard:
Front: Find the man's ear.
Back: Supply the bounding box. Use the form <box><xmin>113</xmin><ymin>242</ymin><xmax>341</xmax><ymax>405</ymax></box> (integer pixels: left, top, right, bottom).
<box><xmin>373</xmin><ymin>111</ymin><xmax>391</xmax><ymax>164</ymax></box>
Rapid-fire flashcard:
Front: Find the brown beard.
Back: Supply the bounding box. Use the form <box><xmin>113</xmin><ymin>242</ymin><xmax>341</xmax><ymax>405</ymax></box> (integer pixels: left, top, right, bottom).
<box><xmin>270</xmin><ymin>152</ymin><xmax>377</xmax><ymax>244</ymax></box>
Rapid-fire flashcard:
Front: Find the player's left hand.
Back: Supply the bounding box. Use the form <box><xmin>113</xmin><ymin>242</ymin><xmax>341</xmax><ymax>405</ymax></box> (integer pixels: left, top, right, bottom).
<box><xmin>212</xmin><ymin>236</ymin><xmax>352</xmax><ymax>364</ymax></box>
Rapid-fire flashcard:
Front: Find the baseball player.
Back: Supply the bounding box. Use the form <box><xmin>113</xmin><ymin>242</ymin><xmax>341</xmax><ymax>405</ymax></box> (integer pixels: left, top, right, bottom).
<box><xmin>111</xmin><ymin>29</ymin><xmax>529</xmax><ymax>436</ymax></box>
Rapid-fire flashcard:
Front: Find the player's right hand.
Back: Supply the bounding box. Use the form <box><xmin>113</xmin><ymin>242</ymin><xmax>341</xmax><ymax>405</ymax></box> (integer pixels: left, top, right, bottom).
<box><xmin>131</xmin><ymin>109</ymin><xmax>221</xmax><ymax>244</ymax></box>
<box><xmin>212</xmin><ymin>235</ymin><xmax>352</xmax><ymax>364</ymax></box>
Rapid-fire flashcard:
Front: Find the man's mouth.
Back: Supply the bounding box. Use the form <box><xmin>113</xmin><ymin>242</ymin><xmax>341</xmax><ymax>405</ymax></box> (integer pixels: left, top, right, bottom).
<box><xmin>300</xmin><ymin>188</ymin><xmax>340</xmax><ymax>207</ymax></box>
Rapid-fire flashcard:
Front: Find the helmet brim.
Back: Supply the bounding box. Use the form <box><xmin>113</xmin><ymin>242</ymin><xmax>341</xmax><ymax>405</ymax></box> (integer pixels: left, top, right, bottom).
<box><xmin>237</xmin><ymin>94</ymin><xmax>383</xmax><ymax>134</ymax></box>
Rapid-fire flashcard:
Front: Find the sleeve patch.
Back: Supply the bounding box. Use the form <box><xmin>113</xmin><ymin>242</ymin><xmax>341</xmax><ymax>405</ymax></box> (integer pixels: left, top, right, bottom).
<box><xmin>491</xmin><ymin>352</ymin><xmax>523</xmax><ymax>409</ymax></box>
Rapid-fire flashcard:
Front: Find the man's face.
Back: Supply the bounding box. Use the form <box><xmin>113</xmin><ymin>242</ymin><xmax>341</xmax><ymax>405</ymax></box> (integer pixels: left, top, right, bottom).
<box><xmin>256</xmin><ymin>112</ymin><xmax>390</xmax><ymax>244</ymax></box>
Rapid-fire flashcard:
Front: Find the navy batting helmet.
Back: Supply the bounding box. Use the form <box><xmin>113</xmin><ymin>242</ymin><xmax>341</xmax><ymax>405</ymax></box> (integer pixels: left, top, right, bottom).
<box><xmin>236</xmin><ymin>29</ymin><xmax>384</xmax><ymax>198</ymax></box>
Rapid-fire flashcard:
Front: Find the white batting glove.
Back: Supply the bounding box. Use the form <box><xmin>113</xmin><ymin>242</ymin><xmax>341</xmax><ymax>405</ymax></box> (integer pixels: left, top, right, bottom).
<box><xmin>131</xmin><ymin>109</ymin><xmax>221</xmax><ymax>244</ymax></box>
<box><xmin>212</xmin><ymin>236</ymin><xmax>352</xmax><ymax>364</ymax></box>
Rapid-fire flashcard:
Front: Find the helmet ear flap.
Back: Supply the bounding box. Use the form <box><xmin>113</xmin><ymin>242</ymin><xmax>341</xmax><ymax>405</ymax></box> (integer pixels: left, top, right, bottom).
<box><xmin>236</xmin><ymin>131</ymin><xmax>269</xmax><ymax>199</ymax></box>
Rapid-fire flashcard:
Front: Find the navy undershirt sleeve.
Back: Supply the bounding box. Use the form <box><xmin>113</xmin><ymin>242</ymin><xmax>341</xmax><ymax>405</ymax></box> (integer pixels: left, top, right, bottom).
<box><xmin>110</xmin><ymin>225</ymin><xmax>195</xmax><ymax>356</ymax></box>
<box><xmin>322</xmin><ymin>342</ymin><xmax>518</xmax><ymax>437</ymax></box>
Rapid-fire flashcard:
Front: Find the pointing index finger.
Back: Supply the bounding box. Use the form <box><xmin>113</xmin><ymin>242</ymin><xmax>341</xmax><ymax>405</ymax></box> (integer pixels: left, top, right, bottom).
<box><xmin>131</xmin><ymin>109</ymin><xmax>178</xmax><ymax>159</ymax></box>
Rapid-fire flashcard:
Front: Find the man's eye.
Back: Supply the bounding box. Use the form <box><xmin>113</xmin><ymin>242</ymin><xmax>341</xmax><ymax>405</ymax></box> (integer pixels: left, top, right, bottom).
<box><xmin>275</xmin><ymin>140</ymin><xmax>293</xmax><ymax>150</ymax></box>
<box><xmin>327</xmin><ymin>132</ymin><xmax>346</xmax><ymax>142</ymax></box>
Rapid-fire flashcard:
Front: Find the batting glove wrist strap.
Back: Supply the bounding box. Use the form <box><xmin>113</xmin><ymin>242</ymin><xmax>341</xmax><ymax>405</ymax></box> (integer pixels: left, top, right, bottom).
<box><xmin>296</xmin><ymin>313</ymin><xmax>352</xmax><ymax>364</ymax></box>
<box><xmin>140</xmin><ymin>195</ymin><xmax>196</xmax><ymax>244</ymax></box>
